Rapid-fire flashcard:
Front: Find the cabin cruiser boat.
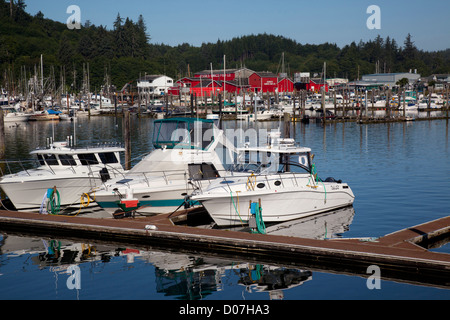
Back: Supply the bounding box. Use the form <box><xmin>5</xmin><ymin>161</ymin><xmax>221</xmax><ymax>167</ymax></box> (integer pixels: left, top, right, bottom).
<box><xmin>93</xmin><ymin>117</ymin><xmax>235</xmax><ymax>216</ymax></box>
<box><xmin>237</xmin><ymin>108</ymin><xmax>276</xmax><ymax>121</ymax></box>
<box><xmin>398</xmin><ymin>96</ymin><xmax>418</xmax><ymax>111</ymax></box>
<box><xmin>191</xmin><ymin>131</ymin><xmax>355</xmax><ymax>227</ymax></box>
<box><xmin>0</xmin><ymin>139</ymin><xmax>125</xmax><ymax>212</ymax></box>
<box><xmin>2</xmin><ymin>105</ymin><xmax>31</xmax><ymax>122</ymax></box>
<box><xmin>29</xmin><ymin>109</ymin><xmax>61</xmax><ymax>121</ymax></box>
<box><xmin>418</xmin><ymin>98</ymin><xmax>439</xmax><ymax>110</ymax></box>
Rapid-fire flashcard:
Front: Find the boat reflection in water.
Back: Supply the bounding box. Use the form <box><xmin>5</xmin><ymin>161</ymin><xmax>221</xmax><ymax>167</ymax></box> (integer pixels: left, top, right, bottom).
<box><xmin>265</xmin><ymin>206</ymin><xmax>355</xmax><ymax>239</ymax></box>
<box><xmin>0</xmin><ymin>207</ymin><xmax>355</xmax><ymax>300</ymax></box>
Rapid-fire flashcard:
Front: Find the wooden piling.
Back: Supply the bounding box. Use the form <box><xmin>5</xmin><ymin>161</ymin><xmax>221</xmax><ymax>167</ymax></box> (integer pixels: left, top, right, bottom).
<box><xmin>0</xmin><ymin>109</ymin><xmax>4</xmax><ymax>158</ymax></box>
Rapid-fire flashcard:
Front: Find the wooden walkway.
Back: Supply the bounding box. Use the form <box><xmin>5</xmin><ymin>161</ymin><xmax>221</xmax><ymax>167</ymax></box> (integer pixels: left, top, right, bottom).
<box><xmin>0</xmin><ymin>209</ymin><xmax>448</xmax><ymax>288</ymax></box>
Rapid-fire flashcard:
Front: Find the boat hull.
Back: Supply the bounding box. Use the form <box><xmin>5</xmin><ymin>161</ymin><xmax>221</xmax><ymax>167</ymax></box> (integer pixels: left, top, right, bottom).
<box><xmin>94</xmin><ymin>179</ymin><xmax>206</xmax><ymax>215</ymax></box>
<box><xmin>0</xmin><ymin>176</ymin><xmax>101</xmax><ymax>211</ymax></box>
<box><xmin>4</xmin><ymin>114</ymin><xmax>31</xmax><ymax>122</ymax></box>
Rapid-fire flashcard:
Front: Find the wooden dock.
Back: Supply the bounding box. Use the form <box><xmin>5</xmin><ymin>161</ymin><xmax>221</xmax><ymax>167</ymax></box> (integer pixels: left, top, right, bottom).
<box><xmin>0</xmin><ymin>209</ymin><xmax>448</xmax><ymax>288</ymax></box>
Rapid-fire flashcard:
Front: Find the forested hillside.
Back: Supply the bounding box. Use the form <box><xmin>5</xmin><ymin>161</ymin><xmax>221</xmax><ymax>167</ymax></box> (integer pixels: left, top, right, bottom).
<box><xmin>1</xmin><ymin>0</ymin><xmax>449</xmax><ymax>91</ymax></box>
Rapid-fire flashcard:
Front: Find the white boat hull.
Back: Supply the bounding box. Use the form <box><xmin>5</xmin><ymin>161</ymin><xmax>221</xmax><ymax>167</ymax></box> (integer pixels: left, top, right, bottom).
<box><xmin>94</xmin><ymin>179</ymin><xmax>209</xmax><ymax>215</ymax></box>
<box><xmin>237</xmin><ymin>112</ymin><xmax>275</xmax><ymax>121</ymax></box>
<box><xmin>3</xmin><ymin>113</ymin><xmax>31</xmax><ymax>122</ymax></box>
<box><xmin>0</xmin><ymin>175</ymin><xmax>102</xmax><ymax>211</ymax></box>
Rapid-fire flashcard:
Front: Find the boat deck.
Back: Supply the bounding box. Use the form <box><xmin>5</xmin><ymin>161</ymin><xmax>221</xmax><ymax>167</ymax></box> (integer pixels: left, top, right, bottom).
<box><xmin>0</xmin><ymin>208</ymin><xmax>448</xmax><ymax>288</ymax></box>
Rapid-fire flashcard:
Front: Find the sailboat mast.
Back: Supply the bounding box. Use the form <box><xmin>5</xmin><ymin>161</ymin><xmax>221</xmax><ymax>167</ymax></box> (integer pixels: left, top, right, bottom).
<box><xmin>223</xmin><ymin>55</ymin><xmax>226</xmax><ymax>94</ymax></box>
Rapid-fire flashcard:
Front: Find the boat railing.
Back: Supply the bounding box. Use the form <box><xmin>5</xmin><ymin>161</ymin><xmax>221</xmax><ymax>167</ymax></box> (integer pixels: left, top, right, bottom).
<box><xmin>185</xmin><ymin>168</ymin><xmax>232</xmax><ymax>194</ymax></box>
<box><xmin>0</xmin><ymin>158</ymin><xmax>39</xmax><ymax>177</ymax></box>
<box><xmin>211</xmin><ymin>169</ymin><xmax>313</xmax><ymax>193</ymax></box>
<box><xmin>106</xmin><ymin>167</ymin><xmax>226</xmax><ymax>191</ymax></box>
<box><xmin>108</xmin><ymin>169</ymin><xmax>190</xmax><ymax>188</ymax></box>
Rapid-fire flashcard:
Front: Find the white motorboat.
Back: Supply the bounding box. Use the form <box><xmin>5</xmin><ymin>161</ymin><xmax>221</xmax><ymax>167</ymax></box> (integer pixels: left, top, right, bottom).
<box><xmin>237</xmin><ymin>109</ymin><xmax>277</xmax><ymax>121</ymax></box>
<box><xmin>0</xmin><ymin>139</ymin><xmax>125</xmax><ymax>212</ymax></box>
<box><xmin>59</xmin><ymin>110</ymin><xmax>77</xmax><ymax>121</ymax></box>
<box><xmin>418</xmin><ymin>98</ymin><xmax>439</xmax><ymax>110</ymax></box>
<box><xmin>191</xmin><ymin>131</ymin><xmax>355</xmax><ymax>228</ymax></box>
<box><xmin>398</xmin><ymin>102</ymin><xmax>418</xmax><ymax>111</ymax></box>
<box><xmin>93</xmin><ymin>117</ymin><xmax>235</xmax><ymax>216</ymax></box>
<box><xmin>29</xmin><ymin>109</ymin><xmax>61</xmax><ymax>121</ymax></box>
<box><xmin>2</xmin><ymin>106</ymin><xmax>31</xmax><ymax>122</ymax></box>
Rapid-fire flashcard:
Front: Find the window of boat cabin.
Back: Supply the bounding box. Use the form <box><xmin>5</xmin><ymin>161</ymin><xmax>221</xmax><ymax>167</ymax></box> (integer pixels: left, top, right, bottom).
<box><xmin>238</xmin><ymin>150</ymin><xmax>274</xmax><ymax>173</ymax></box>
<box><xmin>36</xmin><ymin>154</ymin><xmax>45</xmax><ymax>166</ymax></box>
<box><xmin>277</xmin><ymin>152</ymin><xmax>312</xmax><ymax>173</ymax></box>
<box><xmin>99</xmin><ymin>152</ymin><xmax>118</xmax><ymax>164</ymax></box>
<box><xmin>78</xmin><ymin>153</ymin><xmax>99</xmax><ymax>165</ymax></box>
<box><xmin>43</xmin><ymin>154</ymin><xmax>58</xmax><ymax>166</ymax></box>
<box><xmin>153</xmin><ymin>119</ymin><xmax>214</xmax><ymax>150</ymax></box>
<box><xmin>200</xmin><ymin>121</ymin><xmax>214</xmax><ymax>149</ymax></box>
<box><xmin>59</xmin><ymin>154</ymin><xmax>77</xmax><ymax>166</ymax></box>
<box><xmin>153</xmin><ymin>120</ymin><xmax>180</xmax><ymax>148</ymax></box>
<box><xmin>188</xmin><ymin>163</ymin><xmax>219</xmax><ymax>180</ymax></box>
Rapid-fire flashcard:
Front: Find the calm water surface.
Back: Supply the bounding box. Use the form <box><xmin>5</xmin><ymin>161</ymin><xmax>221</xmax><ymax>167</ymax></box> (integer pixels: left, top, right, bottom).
<box><xmin>0</xmin><ymin>114</ymin><xmax>449</xmax><ymax>300</ymax></box>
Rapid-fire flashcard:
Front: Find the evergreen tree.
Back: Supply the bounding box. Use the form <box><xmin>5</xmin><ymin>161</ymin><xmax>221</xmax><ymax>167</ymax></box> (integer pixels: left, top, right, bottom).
<box><xmin>403</xmin><ymin>33</ymin><xmax>417</xmax><ymax>61</ymax></box>
<box><xmin>113</xmin><ymin>13</ymin><xmax>125</xmax><ymax>57</ymax></box>
<box><xmin>58</xmin><ymin>32</ymin><xmax>75</xmax><ymax>68</ymax></box>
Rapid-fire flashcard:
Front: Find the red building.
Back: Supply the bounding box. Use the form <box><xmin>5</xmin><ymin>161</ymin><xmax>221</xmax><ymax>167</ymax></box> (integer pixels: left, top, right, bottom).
<box><xmin>169</xmin><ymin>68</ymin><xmax>298</xmax><ymax>97</ymax></box>
<box><xmin>248</xmin><ymin>72</ymin><xmax>278</xmax><ymax>93</ymax></box>
<box><xmin>190</xmin><ymin>79</ymin><xmax>223</xmax><ymax>97</ymax></box>
<box><xmin>308</xmin><ymin>79</ymin><xmax>329</xmax><ymax>92</ymax></box>
<box><xmin>194</xmin><ymin>69</ymin><xmax>236</xmax><ymax>82</ymax></box>
<box><xmin>278</xmin><ymin>78</ymin><xmax>294</xmax><ymax>93</ymax></box>
<box><xmin>294</xmin><ymin>78</ymin><xmax>329</xmax><ymax>93</ymax></box>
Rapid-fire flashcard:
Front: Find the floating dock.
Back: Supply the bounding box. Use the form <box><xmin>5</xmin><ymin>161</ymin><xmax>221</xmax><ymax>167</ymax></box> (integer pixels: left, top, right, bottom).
<box><xmin>0</xmin><ymin>209</ymin><xmax>448</xmax><ymax>288</ymax></box>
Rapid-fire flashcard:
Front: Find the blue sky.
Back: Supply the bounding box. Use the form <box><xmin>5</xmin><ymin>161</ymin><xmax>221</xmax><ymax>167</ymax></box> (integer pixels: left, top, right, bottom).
<box><xmin>25</xmin><ymin>0</ymin><xmax>450</xmax><ymax>51</ymax></box>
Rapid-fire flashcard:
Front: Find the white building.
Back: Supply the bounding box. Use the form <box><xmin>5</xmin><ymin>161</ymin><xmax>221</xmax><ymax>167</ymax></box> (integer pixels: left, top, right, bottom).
<box><xmin>361</xmin><ymin>72</ymin><xmax>421</xmax><ymax>88</ymax></box>
<box><xmin>327</xmin><ymin>78</ymin><xmax>348</xmax><ymax>86</ymax></box>
<box><xmin>137</xmin><ymin>75</ymin><xmax>174</xmax><ymax>95</ymax></box>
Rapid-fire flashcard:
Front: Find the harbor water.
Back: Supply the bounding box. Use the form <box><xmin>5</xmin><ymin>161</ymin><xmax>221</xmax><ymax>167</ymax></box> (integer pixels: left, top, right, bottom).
<box><xmin>0</xmin><ymin>113</ymin><xmax>449</xmax><ymax>300</ymax></box>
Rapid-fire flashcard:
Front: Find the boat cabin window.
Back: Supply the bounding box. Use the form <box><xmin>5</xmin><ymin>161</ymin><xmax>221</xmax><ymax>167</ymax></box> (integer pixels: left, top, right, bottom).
<box><xmin>36</xmin><ymin>154</ymin><xmax>45</xmax><ymax>166</ymax></box>
<box><xmin>235</xmin><ymin>151</ymin><xmax>275</xmax><ymax>173</ymax></box>
<box><xmin>44</xmin><ymin>154</ymin><xmax>58</xmax><ymax>166</ymax></box>
<box><xmin>59</xmin><ymin>154</ymin><xmax>77</xmax><ymax>166</ymax></box>
<box><xmin>277</xmin><ymin>153</ymin><xmax>312</xmax><ymax>173</ymax></box>
<box><xmin>235</xmin><ymin>150</ymin><xmax>312</xmax><ymax>174</ymax></box>
<box><xmin>98</xmin><ymin>152</ymin><xmax>118</xmax><ymax>164</ymax></box>
<box><xmin>152</xmin><ymin>119</ymin><xmax>214</xmax><ymax>150</ymax></box>
<box><xmin>78</xmin><ymin>153</ymin><xmax>99</xmax><ymax>165</ymax></box>
<box><xmin>188</xmin><ymin>163</ymin><xmax>220</xmax><ymax>180</ymax></box>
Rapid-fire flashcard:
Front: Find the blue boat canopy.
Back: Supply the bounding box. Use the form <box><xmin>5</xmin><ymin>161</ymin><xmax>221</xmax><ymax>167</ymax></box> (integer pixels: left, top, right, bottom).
<box><xmin>47</xmin><ymin>109</ymin><xmax>62</xmax><ymax>114</ymax></box>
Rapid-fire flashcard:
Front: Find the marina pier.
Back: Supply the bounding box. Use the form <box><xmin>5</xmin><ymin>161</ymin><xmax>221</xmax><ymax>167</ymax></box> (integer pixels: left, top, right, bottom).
<box><xmin>0</xmin><ymin>209</ymin><xmax>448</xmax><ymax>288</ymax></box>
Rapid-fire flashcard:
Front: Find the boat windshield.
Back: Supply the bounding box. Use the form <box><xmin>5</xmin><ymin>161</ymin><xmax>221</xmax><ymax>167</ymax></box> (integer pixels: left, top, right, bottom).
<box><xmin>152</xmin><ymin>118</ymin><xmax>214</xmax><ymax>150</ymax></box>
<box><xmin>232</xmin><ymin>150</ymin><xmax>312</xmax><ymax>174</ymax></box>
